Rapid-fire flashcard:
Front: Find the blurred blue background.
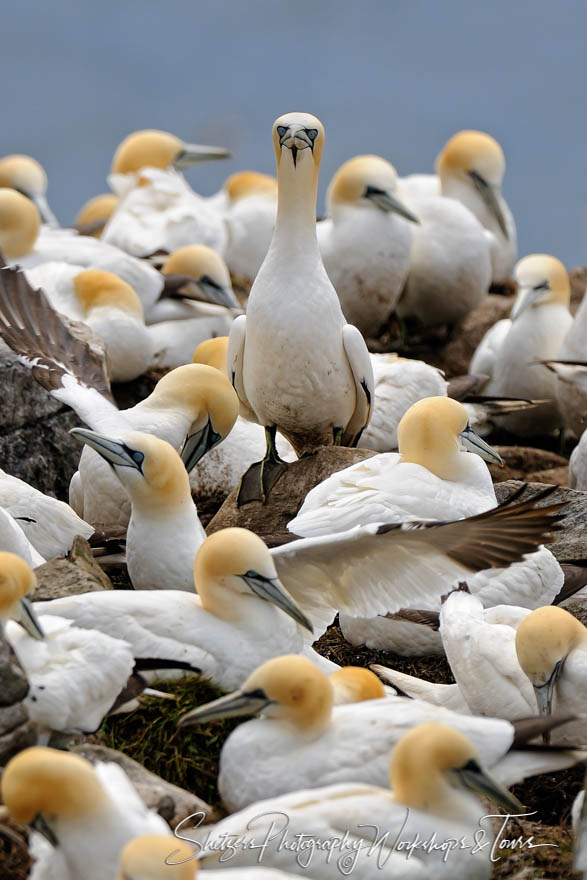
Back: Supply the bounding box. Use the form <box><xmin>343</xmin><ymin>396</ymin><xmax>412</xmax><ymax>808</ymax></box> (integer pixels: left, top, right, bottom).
<box><xmin>3</xmin><ymin>0</ymin><xmax>586</xmax><ymax>265</ymax></box>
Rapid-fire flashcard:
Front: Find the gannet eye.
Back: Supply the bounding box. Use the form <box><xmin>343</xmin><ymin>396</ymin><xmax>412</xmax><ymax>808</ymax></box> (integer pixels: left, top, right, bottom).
<box><xmin>131</xmin><ymin>450</ymin><xmax>145</xmax><ymax>466</ymax></box>
<box><xmin>277</xmin><ymin>126</ymin><xmax>288</xmax><ymax>139</ymax></box>
<box><xmin>533</xmin><ymin>279</ymin><xmax>550</xmax><ymax>291</ymax></box>
<box><xmin>305</xmin><ymin>129</ymin><xmax>318</xmax><ymax>142</ymax></box>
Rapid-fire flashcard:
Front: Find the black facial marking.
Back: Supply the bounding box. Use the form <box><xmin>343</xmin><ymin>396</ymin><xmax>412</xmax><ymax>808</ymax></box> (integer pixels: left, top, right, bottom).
<box><xmin>533</xmin><ymin>279</ymin><xmax>550</xmax><ymax>291</ymax></box>
<box><xmin>360</xmin><ymin>377</ymin><xmax>372</xmax><ymax>406</ymax></box>
<box><xmin>291</xmin><ymin>145</ymin><xmax>298</xmax><ymax>167</ymax></box>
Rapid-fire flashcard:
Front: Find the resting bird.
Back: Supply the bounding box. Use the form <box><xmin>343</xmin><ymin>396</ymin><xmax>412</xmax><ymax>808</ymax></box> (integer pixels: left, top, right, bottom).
<box><xmin>0</xmin><ymin>153</ymin><xmax>58</xmax><ymax>226</ymax></box>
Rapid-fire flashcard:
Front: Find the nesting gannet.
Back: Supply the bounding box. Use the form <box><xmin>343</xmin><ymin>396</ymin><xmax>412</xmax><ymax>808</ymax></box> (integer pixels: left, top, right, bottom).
<box><xmin>1</xmin><ymin>747</ymin><xmax>169</xmax><ymax>880</ymax></box>
<box><xmin>177</xmin><ymin>654</ymin><xmax>526</xmax><ymax>812</ymax></box>
<box><xmin>570</xmin><ymin>428</ymin><xmax>587</xmax><ymax>490</ymax></box>
<box><xmin>103</xmin><ymin>129</ymin><xmax>230</xmax><ymax>257</ymax></box>
<box><xmin>0</xmin><ymin>467</ymin><xmax>92</xmax><ymax>559</ymax></box>
<box><xmin>0</xmin><ymin>551</ymin><xmax>44</xmax><ymax>639</ymax></box>
<box><xmin>470</xmin><ymin>254</ymin><xmax>573</xmax><ymax>435</ymax></box>
<box><xmin>75</xmin><ymin>192</ymin><xmax>119</xmax><ymax>236</ymax></box>
<box><xmin>290</xmin><ymin>399</ymin><xmax>563</xmax><ymax>653</ymax></box>
<box><xmin>542</xmin><ymin>287</ymin><xmax>587</xmax><ymax>437</ymax></box>
<box><xmin>516</xmin><ymin>605</ymin><xmax>587</xmax><ymax>743</ymax></box>
<box><xmin>0</xmin><ymin>153</ymin><xmax>58</xmax><ymax>226</ymax></box>
<box><xmin>317</xmin><ymin>155</ymin><xmax>418</xmax><ymax>336</ymax></box>
<box><xmin>329</xmin><ymin>665</ymin><xmax>387</xmax><ymax>704</ymax></box>
<box><xmin>197</xmin><ymin>722</ymin><xmax>523</xmax><ymax>879</ymax></box>
<box><xmin>219</xmin><ymin>170</ymin><xmax>278</xmax><ymax>283</ymax></box>
<box><xmin>228</xmin><ymin>112</ymin><xmax>374</xmax><ymax>504</ymax></box>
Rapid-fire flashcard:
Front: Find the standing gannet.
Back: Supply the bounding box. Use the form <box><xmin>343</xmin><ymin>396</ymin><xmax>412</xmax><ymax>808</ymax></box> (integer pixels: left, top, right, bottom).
<box><xmin>35</xmin><ymin>528</ymin><xmax>330</xmax><ymax>692</ymax></box>
<box><xmin>75</xmin><ymin>192</ymin><xmax>119</xmax><ymax>236</ymax></box>
<box><xmin>103</xmin><ymin>129</ymin><xmax>230</xmax><ymax>258</ymax></box>
<box><xmin>229</xmin><ymin>112</ymin><xmax>374</xmax><ymax>504</ymax></box>
<box><xmin>317</xmin><ymin>155</ymin><xmax>418</xmax><ymax>336</ymax></box>
<box><xmin>1</xmin><ymin>747</ymin><xmax>169</xmax><ymax>880</ymax></box>
<box><xmin>177</xmin><ymin>654</ymin><xmax>525</xmax><ymax>812</ymax></box>
<box><xmin>470</xmin><ymin>254</ymin><xmax>573</xmax><ymax>435</ymax></box>
<box><xmin>71</xmin><ymin>430</ymin><xmax>207</xmax><ymax>591</ymax></box>
<box><xmin>218</xmin><ymin>170</ymin><xmax>278</xmax><ymax>284</ymax></box>
<box><xmin>197</xmin><ymin>723</ymin><xmax>522</xmax><ymax>879</ymax></box>
<box><xmin>516</xmin><ymin>605</ymin><xmax>587</xmax><ymax>743</ymax></box>
<box><xmin>0</xmin><ymin>153</ymin><xmax>58</xmax><ymax>226</ymax></box>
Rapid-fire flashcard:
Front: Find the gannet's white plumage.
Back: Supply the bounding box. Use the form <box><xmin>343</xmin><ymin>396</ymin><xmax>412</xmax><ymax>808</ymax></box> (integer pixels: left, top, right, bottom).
<box><xmin>470</xmin><ymin>254</ymin><xmax>573</xmax><ymax>434</ymax></box>
<box><xmin>103</xmin><ymin>130</ymin><xmax>230</xmax><ymax>257</ymax></box>
<box><xmin>219</xmin><ymin>170</ymin><xmax>278</xmax><ymax>283</ymax></box>
<box><xmin>0</xmin><ymin>154</ymin><xmax>58</xmax><ymax>226</ymax></box>
<box><xmin>197</xmin><ymin>722</ymin><xmax>523</xmax><ymax>879</ymax></box>
<box><xmin>35</xmin><ymin>528</ymin><xmax>330</xmax><ymax>691</ymax></box>
<box><xmin>0</xmin><ymin>189</ymin><xmax>163</xmax><ymax>314</ymax></box>
<box><xmin>0</xmin><ymin>507</ymin><xmax>46</xmax><ymax>567</ymax></box>
<box><xmin>177</xmin><ymin>655</ymin><xmax>521</xmax><ymax>813</ymax></box>
<box><xmin>229</xmin><ymin>112</ymin><xmax>374</xmax><ymax>470</ymax></box>
<box><xmin>0</xmin><ymin>467</ymin><xmax>93</xmax><ymax>559</ymax></box>
<box><xmin>544</xmin><ymin>287</ymin><xmax>587</xmax><ymax>437</ymax></box>
<box><xmin>570</xmin><ymin>428</ymin><xmax>587</xmax><ymax>490</ymax></box>
<box><xmin>1</xmin><ymin>747</ymin><xmax>169</xmax><ymax>880</ymax></box>
<box><xmin>317</xmin><ymin>155</ymin><xmax>417</xmax><ymax>337</ymax></box>
<box><xmin>358</xmin><ymin>353</ymin><xmax>448</xmax><ymax>451</ymax></box>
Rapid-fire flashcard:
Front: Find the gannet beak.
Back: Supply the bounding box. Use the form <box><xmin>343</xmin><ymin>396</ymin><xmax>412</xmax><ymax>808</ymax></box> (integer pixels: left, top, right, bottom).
<box><xmin>16</xmin><ymin>596</ymin><xmax>45</xmax><ymax>640</ymax></box>
<box><xmin>196</xmin><ymin>275</ymin><xmax>240</xmax><ymax>310</ymax></box>
<box><xmin>467</xmin><ymin>170</ymin><xmax>508</xmax><ymax>238</ymax></box>
<box><xmin>364</xmin><ymin>186</ymin><xmax>419</xmax><ymax>223</ymax></box>
<box><xmin>172</xmin><ymin>143</ymin><xmax>231</xmax><ymax>169</ymax></box>
<box><xmin>459</xmin><ymin>425</ymin><xmax>504</xmax><ymax>465</ymax></box>
<box><xmin>177</xmin><ymin>688</ymin><xmax>272</xmax><ymax>727</ymax></box>
<box><xmin>31</xmin><ymin>193</ymin><xmax>59</xmax><ymax>228</ymax></box>
<box><xmin>533</xmin><ymin>660</ymin><xmax>563</xmax><ymax>720</ymax></box>
<box><xmin>277</xmin><ymin>125</ymin><xmax>318</xmax><ymax>167</ymax></box>
<box><xmin>451</xmin><ymin>759</ymin><xmax>524</xmax><ymax>813</ymax></box>
<box><xmin>30</xmin><ymin>814</ymin><xmax>59</xmax><ymax>846</ymax></box>
<box><xmin>70</xmin><ymin>428</ymin><xmax>144</xmax><ymax>472</ymax></box>
<box><xmin>180</xmin><ymin>419</ymin><xmax>222</xmax><ymax>473</ymax></box>
<box><xmin>240</xmin><ymin>571</ymin><xmax>314</xmax><ymax>633</ymax></box>
<box><xmin>162</xmin><ymin>274</ymin><xmax>240</xmax><ymax>310</ymax></box>
<box><xmin>510</xmin><ymin>283</ymin><xmax>548</xmax><ymax>321</ymax></box>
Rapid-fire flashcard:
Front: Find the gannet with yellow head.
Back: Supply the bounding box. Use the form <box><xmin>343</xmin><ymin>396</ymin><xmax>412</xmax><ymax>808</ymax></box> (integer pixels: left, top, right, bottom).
<box><xmin>196</xmin><ymin>721</ymin><xmax>522</xmax><ymax>879</ymax></box>
<box><xmin>317</xmin><ymin>154</ymin><xmax>418</xmax><ymax>337</ymax></box>
<box><xmin>75</xmin><ymin>192</ymin><xmax>119</xmax><ymax>237</ymax></box>
<box><xmin>0</xmin><ymin>154</ymin><xmax>58</xmax><ymax>226</ymax></box>
<box><xmin>177</xmin><ymin>653</ymin><xmax>522</xmax><ymax>813</ymax></box>
<box><xmin>470</xmin><ymin>254</ymin><xmax>573</xmax><ymax>435</ymax></box>
<box><xmin>0</xmin><ymin>551</ymin><xmax>44</xmax><ymax>640</ymax></box>
<box><xmin>329</xmin><ymin>665</ymin><xmax>388</xmax><ymax>704</ymax></box>
<box><xmin>1</xmin><ymin>747</ymin><xmax>169</xmax><ymax>880</ymax></box>
<box><xmin>104</xmin><ymin>129</ymin><xmax>231</xmax><ymax>257</ymax></box>
<box><xmin>0</xmin><ymin>188</ymin><xmax>163</xmax><ymax>313</ymax></box>
<box><xmin>228</xmin><ymin>112</ymin><xmax>374</xmax><ymax>504</ymax></box>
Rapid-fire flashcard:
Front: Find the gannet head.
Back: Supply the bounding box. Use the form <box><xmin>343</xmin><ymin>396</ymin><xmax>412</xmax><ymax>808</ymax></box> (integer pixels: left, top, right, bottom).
<box><xmin>391</xmin><ymin>722</ymin><xmax>523</xmax><ymax>816</ymax></box>
<box><xmin>70</xmin><ymin>429</ymin><xmax>192</xmax><ymax>509</ymax></box>
<box><xmin>0</xmin><ymin>188</ymin><xmax>40</xmax><ymax>258</ymax></box>
<box><xmin>0</xmin><ymin>155</ymin><xmax>57</xmax><ymax>226</ymax></box>
<box><xmin>1</xmin><ymin>747</ymin><xmax>110</xmax><ymax>841</ymax></box>
<box><xmin>510</xmin><ymin>254</ymin><xmax>570</xmax><ymax>320</ymax></box>
<box><xmin>111</xmin><ymin>130</ymin><xmax>231</xmax><ymax>175</ymax></box>
<box><xmin>272</xmin><ymin>112</ymin><xmax>324</xmax><ymax>171</ymax></box>
<box><xmin>327</xmin><ymin>155</ymin><xmax>418</xmax><ymax>223</ymax></box>
<box><xmin>178</xmin><ymin>655</ymin><xmax>332</xmax><ymax>733</ymax></box>
<box><xmin>117</xmin><ymin>835</ymin><xmax>197</xmax><ymax>880</ymax></box>
<box><xmin>0</xmin><ymin>551</ymin><xmax>44</xmax><ymax>639</ymax></box>
<box><xmin>146</xmin><ymin>363</ymin><xmax>239</xmax><ymax>471</ymax></box>
<box><xmin>436</xmin><ymin>130</ymin><xmax>508</xmax><ymax>237</ymax></box>
<box><xmin>224</xmin><ymin>170</ymin><xmax>278</xmax><ymax>203</ymax></box>
<box><xmin>74</xmin><ymin>269</ymin><xmax>144</xmax><ymax>317</ymax></box>
<box><xmin>329</xmin><ymin>666</ymin><xmax>386</xmax><ymax>704</ymax></box>
<box><xmin>192</xmin><ymin>336</ymin><xmax>230</xmax><ymax>376</ymax></box>
<box><xmin>75</xmin><ymin>193</ymin><xmax>118</xmax><ymax>236</ymax></box>
<box><xmin>515</xmin><ymin>606</ymin><xmax>586</xmax><ymax>719</ymax></box>
<box><xmin>162</xmin><ymin>245</ymin><xmax>237</xmax><ymax>310</ymax></box>
<box><xmin>194</xmin><ymin>528</ymin><xmax>313</xmax><ymax>630</ymax></box>
<box><xmin>397</xmin><ymin>396</ymin><xmax>503</xmax><ymax>480</ymax></box>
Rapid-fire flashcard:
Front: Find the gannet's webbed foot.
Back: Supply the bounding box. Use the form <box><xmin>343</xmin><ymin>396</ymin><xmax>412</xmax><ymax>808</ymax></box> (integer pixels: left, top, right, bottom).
<box><xmin>333</xmin><ymin>426</ymin><xmax>344</xmax><ymax>446</ymax></box>
<box><xmin>236</xmin><ymin>426</ymin><xmax>288</xmax><ymax>507</ymax></box>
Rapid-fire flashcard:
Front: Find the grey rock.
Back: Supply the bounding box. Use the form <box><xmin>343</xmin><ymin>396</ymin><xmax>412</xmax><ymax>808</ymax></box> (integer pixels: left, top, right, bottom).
<box><xmin>494</xmin><ymin>481</ymin><xmax>587</xmax><ymax>562</ymax></box>
<box><xmin>0</xmin><ymin>636</ymin><xmax>29</xmax><ymax>707</ymax></box>
<box><xmin>561</xmin><ymin>597</ymin><xmax>587</xmax><ymax>627</ymax></box>
<box><xmin>72</xmin><ymin>742</ymin><xmax>219</xmax><ymax>826</ymax></box>
<box><xmin>30</xmin><ymin>536</ymin><xmax>113</xmax><ymax>601</ymax></box>
<box><xmin>0</xmin><ymin>631</ymin><xmax>37</xmax><ymax>764</ymax></box>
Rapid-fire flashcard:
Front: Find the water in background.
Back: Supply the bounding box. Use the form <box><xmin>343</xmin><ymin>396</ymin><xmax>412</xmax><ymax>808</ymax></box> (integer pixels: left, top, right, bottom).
<box><xmin>3</xmin><ymin>0</ymin><xmax>586</xmax><ymax>265</ymax></box>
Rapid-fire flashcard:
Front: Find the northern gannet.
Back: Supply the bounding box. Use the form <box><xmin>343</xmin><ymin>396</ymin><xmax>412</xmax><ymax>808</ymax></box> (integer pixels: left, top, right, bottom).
<box><xmin>542</xmin><ymin>288</ymin><xmax>587</xmax><ymax>437</ymax></box>
<box><xmin>219</xmin><ymin>170</ymin><xmax>278</xmax><ymax>284</ymax></box>
<box><xmin>0</xmin><ymin>551</ymin><xmax>45</xmax><ymax>640</ymax></box>
<box><xmin>329</xmin><ymin>665</ymin><xmax>387</xmax><ymax>704</ymax></box>
<box><xmin>75</xmin><ymin>192</ymin><xmax>119</xmax><ymax>236</ymax></box>
<box><xmin>469</xmin><ymin>254</ymin><xmax>573</xmax><ymax>435</ymax></box>
<box><xmin>177</xmin><ymin>654</ymin><xmax>528</xmax><ymax>812</ymax></box>
<box><xmin>0</xmin><ymin>508</ymin><xmax>45</xmax><ymax>567</ymax></box>
<box><xmin>289</xmin><ymin>398</ymin><xmax>563</xmax><ymax>652</ymax></box>
<box><xmin>197</xmin><ymin>723</ymin><xmax>523</xmax><ymax>879</ymax></box>
<box><xmin>228</xmin><ymin>112</ymin><xmax>374</xmax><ymax>504</ymax></box>
<box><xmin>317</xmin><ymin>155</ymin><xmax>418</xmax><ymax>336</ymax></box>
<box><xmin>0</xmin><ymin>188</ymin><xmax>163</xmax><ymax>314</ymax></box>
<box><xmin>103</xmin><ymin>129</ymin><xmax>230</xmax><ymax>257</ymax></box>
<box><xmin>35</xmin><ymin>527</ymin><xmax>329</xmax><ymax>692</ymax></box>
<box><xmin>1</xmin><ymin>746</ymin><xmax>169</xmax><ymax>880</ymax></box>
<box><xmin>0</xmin><ymin>153</ymin><xmax>58</xmax><ymax>226</ymax></box>
<box><xmin>401</xmin><ymin>130</ymin><xmax>516</xmax><ymax>284</ymax></box>
<box><xmin>570</xmin><ymin>428</ymin><xmax>587</xmax><ymax>490</ymax></box>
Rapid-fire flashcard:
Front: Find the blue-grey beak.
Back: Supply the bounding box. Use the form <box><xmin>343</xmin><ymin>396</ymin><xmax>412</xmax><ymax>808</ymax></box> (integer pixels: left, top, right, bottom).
<box><xmin>459</xmin><ymin>425</ymin><xmax>504</xmax><ymax>465</ymax></box>
<box><xmin>180</xmin><ymin>419</ymin><xmax>222</xmax><ymax>473</ymax></box>
<box><xmin>70</xmin><ymin>428</ymin><xmax>144</xmax><ymax>472</ymax></box>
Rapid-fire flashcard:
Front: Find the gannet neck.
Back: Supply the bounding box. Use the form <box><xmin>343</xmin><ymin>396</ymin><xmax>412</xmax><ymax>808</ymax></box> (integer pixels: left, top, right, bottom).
<box><xmin>272</xmin><ymin>150</ymin><xmax>320</xmax><ymax>255</ymax></box>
